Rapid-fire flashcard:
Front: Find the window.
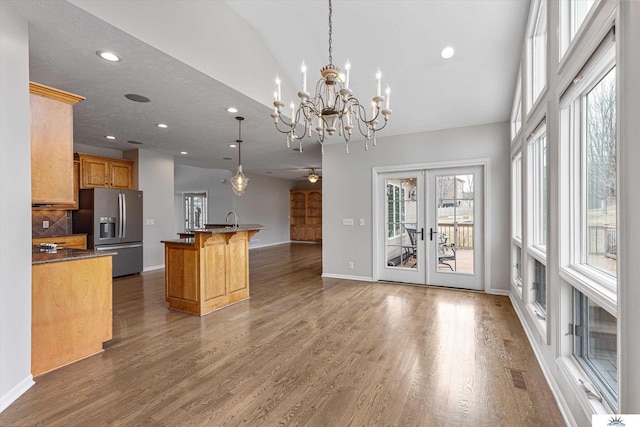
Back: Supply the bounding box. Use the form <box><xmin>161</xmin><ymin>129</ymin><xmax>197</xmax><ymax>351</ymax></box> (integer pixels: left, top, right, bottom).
<box><xmin>513</xmin><ymin>245</ymin><xmax>523</xmax><ymax>290</ymax></box>
<box><xmin>534</xmin><ymin>259</ymin><xmax>547</xmax><ymax>313</ymax></box>
<box><xmin>559</xmin><ymin>35</ymin><xmax>617</xmax><ymax>412</ymax></box>
<box><xmin>528</xmin><ymin>127</ymin><xmax>547</xmax><ymax>250</ymax></box>
<box><xmin>560</xmin><ymin>0</ymin><xmax>596</xmax><ymax>58</ymax></box>
<box><xmin>387</xmin><ymin>183</ymin><xmax>405</xmax><ymax>238</ymax></box>
<box><xmin>512</xmin><ymin>152</ymin><xmax>523</xmax><ymax>241</ymax></box>
<box><xmin>184</xmin><ymin>192</ymin><xmax>207</xmax><ymax>231</ymax></box>
<box><xmin>573</xmin><ymin>289</ymin><xmax>617</xmax><ymax>410</ymax></box>
<box><xmin>527</xmin><ymin>0</ymin><xmax>547</xmax><ymax>111</ymax></box>
<box><xmin>584</xmin><ymin>67</ymin><xmax>616</xmax><ymax>277</ymax></box>
<box><xmin>511</xmin><ymin>151</ymin><xmax>523</xmax><ymax>294</ymax></box>
<box><xmin>511</xmin><ymin>71</ymin><xmax>522</xmax><ymax>140</ymax></box>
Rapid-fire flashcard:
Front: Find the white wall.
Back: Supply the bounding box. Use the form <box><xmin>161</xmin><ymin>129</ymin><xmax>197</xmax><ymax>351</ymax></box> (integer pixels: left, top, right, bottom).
<box><xmin>174</xmin><ymin>164</ymin><xmax>233</xmax><ymax>232</ymax></box>
<box><xmin>137</xmin><ymin>150</ymin><xmax>174</xmax><ymax>270</ymax></box>
<box><xmin>74</xmin><ymin>142</ymin><xmax>123</xmax><ymax>159</ymax></box>
<box><xmin>174</xmin><ymin>164</ymin><xmax>292</xmax><ymax>247</ymax></box>
<box><xmin>322</xmin><ymin>122</ymin><xmax>511</xmax><ymax>292</ymax></box>
<box><xmin>0</xmin><ymin>2</ymin><xmax>34</xmax><ymax>412</ymax></box>
<box><xmin>231</xmin><ymin>173</ymin><xmax>292</xmax><ymax>247</ymax></box>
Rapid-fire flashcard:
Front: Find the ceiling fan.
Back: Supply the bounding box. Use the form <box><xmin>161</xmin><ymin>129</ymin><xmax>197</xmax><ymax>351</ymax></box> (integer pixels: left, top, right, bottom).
<box><xmin>306</xmin><ymin>168</ymin><xmax>321</xmax><ymax>183</ymax></box>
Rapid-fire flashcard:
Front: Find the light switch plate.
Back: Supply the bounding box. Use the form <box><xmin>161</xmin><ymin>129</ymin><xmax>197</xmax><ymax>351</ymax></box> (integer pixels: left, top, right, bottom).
<box><xmin>342</xmin><ymin>218</ymin><xmax>354</xmax><ymax>226</ymax></box>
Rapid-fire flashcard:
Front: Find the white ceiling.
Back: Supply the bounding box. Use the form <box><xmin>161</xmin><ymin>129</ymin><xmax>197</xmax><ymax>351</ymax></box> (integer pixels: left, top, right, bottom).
<box><xmin>10</xmin><ymin>0</ymin><xmax>529</xmax><ymax>181</ymax></box>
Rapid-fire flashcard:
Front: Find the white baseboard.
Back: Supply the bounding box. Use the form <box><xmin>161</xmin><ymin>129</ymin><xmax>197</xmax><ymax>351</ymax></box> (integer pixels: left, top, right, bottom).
<box><xmin>143</xmin><ymin>264</ymin><xmax>164</xmax><ymax>272</ymax></box>
<box><xmin>0</xmin><ymin>375</ymin><xmax>34</xmax><ymax>413</ymax></box>
<box><xmin>248</xmin><ymin>240</ymin><xmax>292</xmax><ymax>250</ymax></box>
<box><xmin>508</xmin><ymin>292</ymin><xmax>576</xmax><ymax>427</ymax></box>
<box><xmin>486</xmin><ymin>288</ymin><xmax>510</xmax><ymax>296</ymax></box>
<box><xmin>321</xmin><ymin>273</ymin><xmax>374</xmax><ymax>282</ymax></box>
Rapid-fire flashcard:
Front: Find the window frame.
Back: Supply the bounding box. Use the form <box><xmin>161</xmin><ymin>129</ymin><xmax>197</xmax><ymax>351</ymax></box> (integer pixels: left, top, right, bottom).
<box><xmin>386</xmin><ymin>182</ymin><xmax>405</xmax><ymax>239</ymax></box>
<box><xmin>557</xmin><ymin>32</ymin><xmax>618</xmax><ymax>416</ymax></box>
<box><xmin>559</xmin><ymin>0</ymin><xmax>598</xmax><ymax>60</ymax></box>
<box><xmin>527</xmin><ymin>123</ymin><xmax>547</xmax><ymax>254</ymax></box>
<box><xmin>511</xmin><ymin>69</ymin><xmax>523</xmax><ymax>140</ymax></box>
<box><xmin>559</xmin><ymin>37</ymin><xmax>617</xmax><ymax>299</ymax></box>
<box><xmin>526</xmin><ymin>0</ymin><xmax>548</xmax><ymax>112</ymax></box>
<box><xmin>572</xmin><ymin>288</ymin><xmax>618</xmax><ymax>411</ymax></box>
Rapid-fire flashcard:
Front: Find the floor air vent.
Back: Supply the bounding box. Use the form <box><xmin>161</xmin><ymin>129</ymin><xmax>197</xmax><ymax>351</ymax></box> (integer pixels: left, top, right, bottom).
<box><xmin>508</xmin><ymin>368</ymin><xmax>527</xmax><ymax>390</ymax></box>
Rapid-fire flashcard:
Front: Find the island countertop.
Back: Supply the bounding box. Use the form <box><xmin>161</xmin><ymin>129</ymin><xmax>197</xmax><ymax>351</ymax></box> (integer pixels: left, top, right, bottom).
<box><xmin>162</xmin><ymin>224</ymin><xmax>265</xmax><ymax>244</ymax></box>
<box><xmin>32</xmin><ymin>246</ymin><xmax>117</xmax><ymax>265</ymax></box>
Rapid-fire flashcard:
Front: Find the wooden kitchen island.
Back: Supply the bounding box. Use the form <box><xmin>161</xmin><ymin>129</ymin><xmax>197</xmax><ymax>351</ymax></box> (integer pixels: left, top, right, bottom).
<box><xmin>162</xmin><ymin>224</ymin><xmax>264</xmax><ymax>316</ymax></box>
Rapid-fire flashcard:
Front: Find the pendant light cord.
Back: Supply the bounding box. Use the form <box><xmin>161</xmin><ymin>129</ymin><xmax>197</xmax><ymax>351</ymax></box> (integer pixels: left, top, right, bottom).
<box><xmin>236</xmin><ymin>116</ymin><xmax>244</xmax><ymax>166</ymax></box>
<box><xmin>328</xmin><ymin>0</ymin><xmax>333</xmax><ymax>65</ymax></box>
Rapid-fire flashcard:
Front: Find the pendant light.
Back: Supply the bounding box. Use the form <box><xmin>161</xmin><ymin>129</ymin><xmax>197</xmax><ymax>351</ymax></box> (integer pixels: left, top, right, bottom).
<box><xmin>231</xmin><ymin>116</ymin><xmax>249</xmax><ymax>195</ymax></box>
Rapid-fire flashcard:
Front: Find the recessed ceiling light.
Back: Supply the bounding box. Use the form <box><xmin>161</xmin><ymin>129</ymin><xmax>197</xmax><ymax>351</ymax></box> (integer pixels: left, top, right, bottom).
<box><xmin>229</xmin><ymin>144</ymin><xmax>237</xmax><ymax>148</ymax></box>
<box><xmin>180</xmin><ymin>151</ymin><xmax>188</xmax><ymax>155</ymax></box>
<box><xmin>226</xmin><ymin>107</ymin><xmax>238</xmax><ymax>113</ymax></box>
<box><xmin>441</xmin><ymin>46</ymin><xmax>455</xmax><ymax>59</ymax></box>
<box><xmin>96</xmin><ymin>50</ymin><xmax>120</xmax><ymax>62</ymax></box>
<box><xmin>105</xmin><ymin>135</ymin><xmax>116</xmax><ymax>140</ymax></box>
<box><xmin>156</xmin><ymin>123</ymin><xmax>168</xmax><ymax>129</ymax></box>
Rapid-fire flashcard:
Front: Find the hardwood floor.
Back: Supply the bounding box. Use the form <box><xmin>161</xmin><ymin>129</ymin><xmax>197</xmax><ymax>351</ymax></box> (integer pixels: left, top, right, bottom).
<box><xmin>0</xmin><ymin>243</ymin><xmax>565</xmax><ymax>426</ymax></box>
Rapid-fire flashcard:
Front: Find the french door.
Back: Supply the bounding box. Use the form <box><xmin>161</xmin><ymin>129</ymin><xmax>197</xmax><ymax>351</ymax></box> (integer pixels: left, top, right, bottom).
<box><xmin>376</xmin><ymin>165</ymin><xmax>484</xmax><ymax>291</ymax></box>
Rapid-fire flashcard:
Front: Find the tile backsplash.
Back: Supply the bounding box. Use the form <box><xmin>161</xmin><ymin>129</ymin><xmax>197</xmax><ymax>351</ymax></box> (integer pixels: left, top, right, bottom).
<box><xmin>32</xmin><ymin>210</ymin><xmax>72</xmax><ymax>237</ymax></box>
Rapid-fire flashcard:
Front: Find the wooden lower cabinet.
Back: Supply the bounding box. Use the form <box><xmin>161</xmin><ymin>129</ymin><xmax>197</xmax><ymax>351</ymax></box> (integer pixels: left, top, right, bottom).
<box><xmin>32</xmin><ymin>255</ymin><xmax>113</xmax><ymax>376</ymax></box>
<box><xmin>32</xmin><ymin>234</ymin><xmax>87</xmax><ymax>250</ymax></box>
<box><xmin>290</xmin><ymin>225</ymin><xmax>321</xmax><ymax>242</ymax></box>
<box><xmin>164</xmin><ymin>230</ymin><xmax>260</xmax><ymax>316</ymax></box>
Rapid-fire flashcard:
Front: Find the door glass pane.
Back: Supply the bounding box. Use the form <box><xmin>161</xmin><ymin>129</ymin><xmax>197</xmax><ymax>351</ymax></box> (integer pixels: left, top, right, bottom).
<box><xmin>385</xmin><ymin>178</ymin><xmax>417</xmax><ymax>269</ymax></box>
<box><xmin>585</xmin><ymin>67</ymin><xmax>616</xmax><ymax>277</ymax></box>
<box><xmin>436</xmin><ymin>174</ymin><xmax>474</xmax><ymax>273</ymax></box>
<box><xmin>184</xmin><ymin>192</ymin><xmax>207</xmax><ymax>231</ymax></box>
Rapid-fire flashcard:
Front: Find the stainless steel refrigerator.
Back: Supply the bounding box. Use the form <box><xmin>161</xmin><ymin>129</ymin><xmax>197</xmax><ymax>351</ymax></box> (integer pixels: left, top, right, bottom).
<box><xmin>73</xmin><ymin>188</ymin><xmax>143</xmax><ymax>277</ymax></box>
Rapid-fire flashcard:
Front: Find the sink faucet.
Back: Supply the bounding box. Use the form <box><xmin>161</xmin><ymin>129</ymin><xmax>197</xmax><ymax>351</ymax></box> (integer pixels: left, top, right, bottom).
<box><xmin>225</xmin><ymin>211</ymin><xmax>238</xmax><ymax>228</ymax></box>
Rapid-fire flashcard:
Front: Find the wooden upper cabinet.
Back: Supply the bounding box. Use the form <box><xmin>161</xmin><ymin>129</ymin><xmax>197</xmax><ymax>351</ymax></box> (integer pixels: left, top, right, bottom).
<box><xmin>110</xmin><ymin>161</ymin><xmax>133</xmax><ymax>189</ymax></box>
<box><xmin>30</xmin><ymin>82</ymin><xmax>84</xmax><ymax>205</ymax></box>
<box><xmin>75</xmin><ymin>153</ymin><xmax>134</xmax><ymax>190</ymax></box>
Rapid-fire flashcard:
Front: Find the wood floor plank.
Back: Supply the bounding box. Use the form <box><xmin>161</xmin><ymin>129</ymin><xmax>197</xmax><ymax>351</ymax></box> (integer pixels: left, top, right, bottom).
<box><xmin>0</xmin><ymin>243</ymin><xmax>565</xmax><ymax>426</ymax></box>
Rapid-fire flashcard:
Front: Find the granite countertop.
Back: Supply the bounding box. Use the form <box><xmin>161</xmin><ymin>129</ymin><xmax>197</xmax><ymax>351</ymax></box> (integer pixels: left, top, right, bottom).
<box><xmin>162</xmin><ymin>224</ymin><xmax>265</xmax><ymax>244</ymax></box>
<box><xmin>32</xmin><ymin>246</ymin><xmax>117</xmax><ymax>265</ymax></box>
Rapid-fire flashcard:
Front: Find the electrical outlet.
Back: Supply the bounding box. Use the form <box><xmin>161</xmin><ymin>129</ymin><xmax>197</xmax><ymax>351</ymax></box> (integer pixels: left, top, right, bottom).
<box><xmin>348</xmin><ymin>261</ymin><xmax>354</xmax><ymax>269</ymax></box>
<box><xmin>359</xmin><ymin>218</ymin><xmax>365</xmax><ymax>226</ymax></box>
<box><xmin>42</xmin><ymin>220</ymin><xmax>49</xmax><ymax>228</ymax></box>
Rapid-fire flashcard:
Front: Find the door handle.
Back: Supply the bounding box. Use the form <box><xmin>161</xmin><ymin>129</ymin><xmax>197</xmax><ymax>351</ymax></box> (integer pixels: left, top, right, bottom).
<box><xmin>419</xmin><ymin>227</ymin><xmax>424</xmax><ymax>241</ymax></box>
<box><xmin>430</xmin><ymin>228</ymin><xmax>438</xmax><ymax>241</ymax></box>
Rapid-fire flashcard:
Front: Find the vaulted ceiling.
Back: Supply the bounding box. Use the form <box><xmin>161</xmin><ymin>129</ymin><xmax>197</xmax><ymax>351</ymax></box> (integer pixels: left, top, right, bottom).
<box><xmin>11</xmin><ymin>0</ymin><xmax>529</xmax><ymax>180</ymax></box>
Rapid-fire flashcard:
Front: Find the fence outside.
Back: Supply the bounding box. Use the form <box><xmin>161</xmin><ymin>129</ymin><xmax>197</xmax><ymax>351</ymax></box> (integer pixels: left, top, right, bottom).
<box><xmin>438</xmin><ymin>223</ymin><xmax>473</xmax><ymax>249</ymax></box>
<box><xmin>588</xmin><ymin>225</ymin><xmax>617</xmax><ymax>258</ymax></box>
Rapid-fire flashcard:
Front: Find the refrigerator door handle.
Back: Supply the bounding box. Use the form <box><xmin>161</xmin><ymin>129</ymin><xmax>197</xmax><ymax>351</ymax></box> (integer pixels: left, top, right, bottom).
<box><xmin>96</xmin><ymin>243</ymin><xmax>143</xmax><ymax>250</ymax></box>
<box><xmin>122</xmin><ymin>192</ymin><xmax>127</xmax><ymax>239</ymax></box>
<box><xmin>118</xmin><ymin>193</ymin><xmax>123</xmax><ymax>239</ymax></box>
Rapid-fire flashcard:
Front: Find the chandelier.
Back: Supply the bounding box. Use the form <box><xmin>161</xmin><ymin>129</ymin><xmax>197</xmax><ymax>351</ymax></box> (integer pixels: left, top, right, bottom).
<box><xmin>230</xmin><ymin>116</ymin><xmax>249</xmax><ymax>196</ymax></box>
<box><xmin>270</xmin><ymin>0</ymin><xmax>392</xmax><ymax>154</ymax></box>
